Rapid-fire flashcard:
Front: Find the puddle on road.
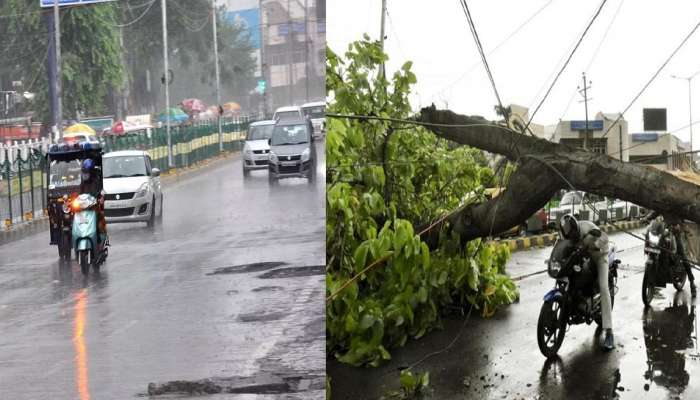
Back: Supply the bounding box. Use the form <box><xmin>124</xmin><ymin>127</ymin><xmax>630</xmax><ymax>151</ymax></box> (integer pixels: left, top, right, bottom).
<box><xmin>206</xmin><ymin>262</ymin><xmax>287</xmax><ymax>275</ymax></box>
<box><xmin>252</xmin><ymin>286</ymin><xmax>285</xmax><ymax>292</ymax></box>
<box><xmin>258</xmin><ymin>265</ymin><xmax>324</xmax><ymax>279</ymax></box>
<box><xmin>237</xmin><ymin>311</ymin><xmax>287</xmax><ymax>323</ymax></box>
<box><xmin>146</xmin><ymin>372</ymin><xmax>325</xmax><ymax>396</ymax></box>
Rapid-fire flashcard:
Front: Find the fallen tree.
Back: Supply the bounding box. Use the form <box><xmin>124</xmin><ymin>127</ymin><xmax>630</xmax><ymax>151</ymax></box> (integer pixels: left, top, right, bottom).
<box><xmin>417</xmin><ymin>105</ymin><xmax>700</xmax><ymax>246</ymax></box>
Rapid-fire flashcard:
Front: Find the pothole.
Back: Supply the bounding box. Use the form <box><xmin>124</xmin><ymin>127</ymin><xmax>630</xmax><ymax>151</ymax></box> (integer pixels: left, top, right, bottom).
<box><xmin>258</xmin><ymin>265</ymin><xmax>324</xmax><ymax>279</ymax></box>
<box><xmin>252</xmin><ymin>286</ymin><xmax>285</xmax><ymax>292</ymax></box>
<box><xmin>206</xmin><ymin>262</ymin><xmax>287</xmax><ymax>275</ymax></box>
<box><xmin>236</xmin><ymin>311</ymin><xmax>286</xmax><ymax>323</ymax></box>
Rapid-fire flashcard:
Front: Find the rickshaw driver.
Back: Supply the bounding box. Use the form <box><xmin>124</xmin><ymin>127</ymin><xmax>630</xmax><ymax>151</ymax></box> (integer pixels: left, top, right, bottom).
<box><xmin>80</xmin><ymin>159</ymin><xmax>108</xmax><ymax>246</ymax></box>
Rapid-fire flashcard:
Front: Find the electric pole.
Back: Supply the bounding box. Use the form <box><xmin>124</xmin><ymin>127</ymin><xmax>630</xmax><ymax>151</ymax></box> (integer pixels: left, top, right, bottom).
<box><xmin>304</xmin><ymin>0</ymin><xmax>309</xmax><ymax>103</ymax></box>
<box><xmin>287</xmin><ymin>0</ymin><xmax>294</xmax><ymax>105</ymax></box>
<box><xmin>53</xmin><ymin>0</ymin><xmax>63</xmax><ymax>140</ymax></box>
<box><xmin>379</xmin><ymin>0</ymin><xmax>386</xmax><ymax>80</ymax></box>
<box><xmin>578</xmin><ymin>72</ymin><xmax>592</xmax><ymax>150</ymax></box>
<box><xmin>212</xmin><ymin>0</ymin><xmax>223</xmax><ymax>152</ymax></box>
<box><xmin>161</xmin><ymin>0</ymin><xmax>172</xmax><ymax>168</ymax></box>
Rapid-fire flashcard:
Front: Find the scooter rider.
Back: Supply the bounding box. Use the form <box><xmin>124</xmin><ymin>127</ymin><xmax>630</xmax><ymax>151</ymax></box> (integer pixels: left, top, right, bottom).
<box><xmin>560</xmin><ymin>214</ymin><xmax>615</xmax><ymax>350</ymax></box>
<box><xmin>79</xmin><ymin>159</ymin><xmax>107</xmax><ymax>246</ymax></box>
<box><xmin>644</xmin><ymin>211</ymin><xmax>697</xmax><ymax>297</ymax></box>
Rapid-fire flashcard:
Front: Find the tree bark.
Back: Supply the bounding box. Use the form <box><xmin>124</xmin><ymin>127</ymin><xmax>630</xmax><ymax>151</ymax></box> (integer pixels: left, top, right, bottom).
<box><xmin>418</xmin><ymin>105</ymin><xmax>700</xmax><ymax>244</ymax></box>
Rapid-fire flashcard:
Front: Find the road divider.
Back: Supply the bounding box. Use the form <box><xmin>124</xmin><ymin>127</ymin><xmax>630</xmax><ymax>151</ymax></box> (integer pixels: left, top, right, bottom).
<box><xmin>493</xmin><ymin>220</ymin><xmax>645</xmax><ymax>252</ymax></box>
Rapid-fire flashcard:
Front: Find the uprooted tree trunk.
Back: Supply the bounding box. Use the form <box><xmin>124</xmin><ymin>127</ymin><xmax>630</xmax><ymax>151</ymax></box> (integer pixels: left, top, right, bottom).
<box><xmin>417</xmin><ymin>105</ymin><xmax>700</xmax><ymax>246</ymax></box>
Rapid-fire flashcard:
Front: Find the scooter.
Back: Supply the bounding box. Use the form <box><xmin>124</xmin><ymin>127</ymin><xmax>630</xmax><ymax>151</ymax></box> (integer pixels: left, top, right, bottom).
<box><xmin>641</xmin><ymin>218</ymin><xmax>687</xmax><ymax>306</ymax></box>
<box><xmin>71</xmin><ymin>193</ymin><xmax>108</xmax><ymax>275</ymax></box>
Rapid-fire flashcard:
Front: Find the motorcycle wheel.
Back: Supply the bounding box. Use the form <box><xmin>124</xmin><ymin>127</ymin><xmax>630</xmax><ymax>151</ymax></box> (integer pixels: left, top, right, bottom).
<box><xmin>60</xmin><ymin>231</ymin><xmax>71</xmax><ymax>260</ymax></box>
<box><xmin>673</xmin><ymin>264</ymin><xmax>687</xmax><ymax>291</ymax></box>
<box><xmin>79</xmin><ymin>250</ymin><xmax>90</xmax><ymax>275</ymax></box>
<box><xmin>537</xmin><ymin>298</ymin><xmax>567</xmax><ymax>358</ymax></box>
<box><xmin>642</xmin><ymin>267</ymin><xmax>655</xmax><ymax>307</ymax></box>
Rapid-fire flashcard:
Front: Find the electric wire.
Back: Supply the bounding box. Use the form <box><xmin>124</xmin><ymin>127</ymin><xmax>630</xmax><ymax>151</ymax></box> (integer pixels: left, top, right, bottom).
<box><xmin>600</xmin><ymin>18</ymin><xmax>700</xmax><ymax>140</ymax></box>
<box><xmin>523</xmin><ymin>0</ymin><xmax>608</xmax><ymax>134</ymax></box>
<box><xmin>107</xmin><ymin>0</ymin><xmax>156</xmax><ymax>28</ymax></box>
<box><xmin>458</xmin><ymin>0</ymin><xmax>505</xmax><ymax>118</ymax></box>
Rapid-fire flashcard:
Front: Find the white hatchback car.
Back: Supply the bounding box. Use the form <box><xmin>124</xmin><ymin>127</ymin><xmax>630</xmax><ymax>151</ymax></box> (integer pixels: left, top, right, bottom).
<box><xmin>301</xmin><ymin>101</ymin><xmax>325</xmax><ymax>138</ymax></box>
<box><xmin>242</xmin><ymin>120</ymin><xmax>276</xmax><ymax>177</ymax></box>
<box><xmin>102</xmin><ymin>150</ymin><xmax>163</xmax><ymax>227</ymax></box>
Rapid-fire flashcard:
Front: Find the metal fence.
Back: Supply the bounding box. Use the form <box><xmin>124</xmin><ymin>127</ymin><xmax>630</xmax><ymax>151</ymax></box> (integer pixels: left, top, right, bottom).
<box><xmin>1</xmin><ymin>117</ymin><xmax>253</xmax><ymax>227</ymax></box>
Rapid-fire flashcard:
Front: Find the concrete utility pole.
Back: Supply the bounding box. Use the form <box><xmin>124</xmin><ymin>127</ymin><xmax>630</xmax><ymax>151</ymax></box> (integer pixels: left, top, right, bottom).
<box><xmin>161</xmin><ymin>0</ymin><xmax>172</xmax><ymax>168</ymax></box>
<box><xmin>304</xmin><ymin>0</ymin><xmax>309</xmax><ymax>103</ymax></box>
<box><xmin>379</xmin><ymin>0</ymin><xmax>386</xmax><ymax>80</ymax></box>
<box><xmin>259</xmin><ymin>0</ymin><xmax>268</xmax><ymax>117</ymax></box>
<box><xmin>53</xmin><ymin>0</ymin><xmax>63</xmax><ymax>140</ymax></box>
<box><xmin>212</xmin><ymin>0</ymin><xmax>223</xmax><ymax>152</ymax></box>
<box><xmin>287</xmin><ymin>0</ymin><xmax>294</xmax><ymax>105</ymax></box>
<box><xmin>578</xmin><ymin>72</ymin><xmax>592</xmax><ymax>150</ymax></box>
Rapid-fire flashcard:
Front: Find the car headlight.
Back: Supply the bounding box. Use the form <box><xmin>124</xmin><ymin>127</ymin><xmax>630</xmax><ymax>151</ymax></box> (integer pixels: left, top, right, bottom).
<box><xmin>244</xmin><ymin>146</ymin><xmax>252</xmax><ymax>155</ymax></box>
<box><xmin>134</xmin><ymin>182</ymin><xmax>149</xmax><ymax>198</ymax></box>
<box><xmin>301</xmin><ymin>148</ymin><xmax>310</xmax><ymax>162</ymax></box>
<box><xmin>269</xmin><ymin>151</ymin><xmax>278</xmax><ymax>163</ymax></box>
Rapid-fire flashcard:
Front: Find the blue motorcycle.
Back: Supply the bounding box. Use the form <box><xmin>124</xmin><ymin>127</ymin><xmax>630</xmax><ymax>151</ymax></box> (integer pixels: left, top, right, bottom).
<box><xmin>70</xmin><ymin>193</ymin><xmax>108</xmax><ymax>275</ymax></box>
<box><xmin>537</xmin><ymin>238</ymin><xmax>619</xmax><ymax>358</ymax></box>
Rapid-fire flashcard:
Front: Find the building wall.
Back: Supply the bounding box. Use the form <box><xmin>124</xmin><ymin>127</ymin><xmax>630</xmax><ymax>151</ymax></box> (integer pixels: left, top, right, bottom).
<box><xmin>627</xmin><ymin>132</ymin><xmax>689</xmax><ymax>170</ymax></box>
<box><xmin>551</xmin><ymin>112</ymin><xmax>629</xmax><ymax>161</ymax></box>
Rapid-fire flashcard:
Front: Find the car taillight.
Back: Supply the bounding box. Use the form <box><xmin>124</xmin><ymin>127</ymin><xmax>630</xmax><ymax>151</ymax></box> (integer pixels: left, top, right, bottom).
<box><xmin>72</xmin><ymin>199</ymin><xmax>81</xmax><ymax>212</ymax></box>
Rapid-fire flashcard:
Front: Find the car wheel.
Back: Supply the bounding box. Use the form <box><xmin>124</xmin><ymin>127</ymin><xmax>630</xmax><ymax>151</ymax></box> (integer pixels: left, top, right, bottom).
<box><xmin>243</xmin><ymin>164</ymin><xmax>250</xmax><ymax>178</ymax></box>
<box><xmin>147</xmin><ymin>196</ymin><xmax>156</xmax><ymax>228</ymax></box>
<box><xmin>157</xmin><ymin>194</ymin><xmax>163</xmax><ymax>223</ymax></box>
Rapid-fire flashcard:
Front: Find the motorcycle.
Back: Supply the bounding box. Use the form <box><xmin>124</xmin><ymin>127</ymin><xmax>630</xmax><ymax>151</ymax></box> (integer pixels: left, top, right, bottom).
<box><xmin>537</xmin><ymin>238</ymin><xmax>619</xmax><ymax>358</ymax></box>
<box><xmin>70</xmin><ymin>193</ymin><xmax>108</xmax><ymax>275</ymax></box>
<box><xmin>642</xmin><ymin>219</ymin><xmax>686</xmax><ymax>306</ymax></box>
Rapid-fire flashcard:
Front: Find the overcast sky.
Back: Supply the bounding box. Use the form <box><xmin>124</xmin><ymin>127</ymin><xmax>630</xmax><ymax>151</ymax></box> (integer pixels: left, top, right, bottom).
<box><xmin>328</xmin><ymin>0</ymin><xmax>700</xmax><ymax>147</ymax></box>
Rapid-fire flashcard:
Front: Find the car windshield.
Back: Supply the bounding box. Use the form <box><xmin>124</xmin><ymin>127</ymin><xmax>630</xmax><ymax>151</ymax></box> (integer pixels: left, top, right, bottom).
<box><xmin>275</xmin><ymin>111</ymin><xmax>300</xmax><ymax>121</ymax></box>
<box><xmin>303</xmin><ymin>106</ymin><xmax>325</xmax><ymax>119</ymax></box>
<box><xmin>103</xmin><ymin>155</ymin><xmax>148</xmax><ymax>178</ymax></box>
<box><xmin>247</xmin><ymin>124</ymin><xmax>274</xmax><ymax>140</ymax></box>
<box><xmin>49</xmin><ymin>159</ymin><xmax>82</xmax><ymax>188</ymax></box>
<box><xmin>560</xmin><ymin>192</ymin><xmax>582</xmax><ymax>206</ymax></box>
<box><xmin>270</xmin><ymin>124</ymin><xmax>309</xmax><ymax>146</ymax></box>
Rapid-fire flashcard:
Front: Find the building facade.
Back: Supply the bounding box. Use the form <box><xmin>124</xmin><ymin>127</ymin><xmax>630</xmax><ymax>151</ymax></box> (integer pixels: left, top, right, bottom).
<box><xmin>550</xmin><ymin>112</ymin><xmax>629</xmax><ymax>162</ymax></box>
<box><xmin>627</xmin><ymin>132</ymin><xmax>691</xmax><ymax>170</ymax></box>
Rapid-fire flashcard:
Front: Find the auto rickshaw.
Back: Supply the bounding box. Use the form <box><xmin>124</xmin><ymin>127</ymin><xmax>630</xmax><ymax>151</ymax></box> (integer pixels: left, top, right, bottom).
<box><xmin>46</xmin><ymin>140</ymin><xmax>104</xmax><ymax>271</ymax></box>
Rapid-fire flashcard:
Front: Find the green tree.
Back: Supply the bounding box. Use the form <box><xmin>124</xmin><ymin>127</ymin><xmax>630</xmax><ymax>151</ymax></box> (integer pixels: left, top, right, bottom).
<box><xmin>326</xmin><ymin>37</ymin><xmax>518</xmax><ymax>367</ymax></box>
<box><xmin>0</xmin><ymin>0</ymin><xmax>123</xmax><ymax>122</ymax></box>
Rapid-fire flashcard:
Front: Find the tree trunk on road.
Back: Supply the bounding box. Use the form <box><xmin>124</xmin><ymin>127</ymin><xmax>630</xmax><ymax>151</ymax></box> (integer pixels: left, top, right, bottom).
<box><xmin>417</xmin><ymin>105</ymin><xmax>700</xmax><ymax>245</ymax></box>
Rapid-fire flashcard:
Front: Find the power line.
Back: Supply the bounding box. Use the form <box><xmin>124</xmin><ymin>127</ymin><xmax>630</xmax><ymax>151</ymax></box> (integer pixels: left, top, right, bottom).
<box><xmin>523</xmin><ymin>0</ymin><xmax>608</xmax><ymax>134</ymax></box>
<box><xmin>601</xmin><ymin>18</ymin><xmax>700</xmax><ymax>140</ymax></box>
<box><xmin>107</xmin><ymin>0</ymin><xmax>156</xmax><ymax>27</ymax></box>
<box><xmin>433</xmin><ymin>0</ymin><xmax>555</xmax><ymax>100</ymax></box>
<box><xmin>458</xmin><ymin>0</ymin><xmax>505</xmax><ymax>117</ymax></box>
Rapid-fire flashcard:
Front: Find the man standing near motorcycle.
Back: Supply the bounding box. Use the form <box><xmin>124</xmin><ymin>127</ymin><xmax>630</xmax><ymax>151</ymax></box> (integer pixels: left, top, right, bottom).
<box><xmin>644</xmin><ymin>211</ymin><xmax>697</xmax><ymax>298</ymax></box>
<box><xmin>560</xmin><ymin>214</ymin><xmax>615</xmax><ymax>350</ymax></box>
<box><xmin>80</xmin><ymin>159</ymin><xmax>108</xmax><ymax>246</ymax></box>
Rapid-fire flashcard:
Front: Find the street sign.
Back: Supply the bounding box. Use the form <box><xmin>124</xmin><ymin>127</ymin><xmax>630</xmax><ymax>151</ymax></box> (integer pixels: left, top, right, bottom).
<box><xmin>630</xmin><ymin>133</ymin><xmax>659</xmax><ymax>142</ymax></box>
<box><xmin>570</xmin><ymin>120</ymin><xmax>604</xmax><ymax>131</ymax></box>
<box><xmin>40</xmin><ymin>0</ymin><xmax>115</xmax><ymax>8</ymax></box>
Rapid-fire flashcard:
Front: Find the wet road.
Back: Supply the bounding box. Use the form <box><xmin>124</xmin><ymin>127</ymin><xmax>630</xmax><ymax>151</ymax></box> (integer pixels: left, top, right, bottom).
<box><xmin>328</xmin><ymin>229</ymin><xmax>700</xmax><ymax>399</ymax></box>
<box><xmin>0</xmin><ymin>143</ymin><xmax>325</xmax><ymax>399</ymax></box>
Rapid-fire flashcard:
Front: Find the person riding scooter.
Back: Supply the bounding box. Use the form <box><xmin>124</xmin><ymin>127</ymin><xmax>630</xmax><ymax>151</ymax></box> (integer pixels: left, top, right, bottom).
<box><xmin>560</xmin><ymin>214</ymin><xmax>615</xmax><ymax>350</ymax></box>
<box><xmin>80</xmin><ymin>159</ymin><xmax>107</xmax><ymax>247</ymax></box>
<box><xmin>644</xmin><ymin>211</ymin><xmax>697</xmax><ymax>298</ymax></box>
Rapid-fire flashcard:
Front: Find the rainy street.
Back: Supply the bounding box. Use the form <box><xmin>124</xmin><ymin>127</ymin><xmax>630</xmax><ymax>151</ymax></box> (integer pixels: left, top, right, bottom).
<box><xmin>328</xmin><ymin>228</ymin><xmax>700</xmax><ymax>400</ymax></box>
<box><xmin>0</xmin><ymin>142</ymin><xmax>325</xmax><ymax>399</ymax></box>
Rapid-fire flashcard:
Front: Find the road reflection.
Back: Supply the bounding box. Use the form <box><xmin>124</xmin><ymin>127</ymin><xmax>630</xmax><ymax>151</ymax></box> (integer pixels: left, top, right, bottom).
<box><xmin>643</xmin><ymin>291</ymin><xmax>696</xmax><ymax>396</ymax></box>
<box><xmin>73</xmin><ymin>289</ymin><xmax>90</xmax><ymax>400</ymax></box>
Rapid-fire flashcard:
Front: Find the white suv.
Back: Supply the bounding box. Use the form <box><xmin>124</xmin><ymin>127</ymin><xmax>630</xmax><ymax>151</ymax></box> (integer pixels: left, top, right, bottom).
<box><xmin>273</xmin><ymin>106</ymin><xmax>305</xmax><ymax>122</ymax></box>
<box><xmin>103</xmin><ymin>150</ymin><xmax>163</xmax><ymax>227</ymax></box>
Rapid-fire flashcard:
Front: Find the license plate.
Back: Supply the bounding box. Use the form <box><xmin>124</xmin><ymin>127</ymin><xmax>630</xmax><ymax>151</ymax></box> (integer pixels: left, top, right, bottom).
<box><xmin>281</xmin><ymin>162</ymin><xmax>297</xmax><ymax>166</ymax></box>
<box><xmin>645</xmin><ymin>247</ymin><xmax>660</xmax><ymax>254</ymax></box>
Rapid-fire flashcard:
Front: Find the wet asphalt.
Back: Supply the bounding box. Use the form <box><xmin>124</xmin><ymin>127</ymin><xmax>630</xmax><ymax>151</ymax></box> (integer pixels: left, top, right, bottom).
<box><xmin>0</xmin><ymin>142</ymin><xmax>325</xmax><ymax>399</ymax></box>
<box><xmin>328</xmin><ymin>229</ymin><xmax>700</xmax><ymax>400</ymax></box>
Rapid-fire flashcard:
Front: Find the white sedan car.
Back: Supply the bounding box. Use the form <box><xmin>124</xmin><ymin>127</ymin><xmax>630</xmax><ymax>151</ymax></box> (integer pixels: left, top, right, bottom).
<box><xmin>242</xmin><ymin>120</ymin><xmax>276</xmax><ymax>177</ymax></box>
<box><xmin>103</xmin><ymin>150</ymin><xmax>163</xmax><ymax>227</ymax></box>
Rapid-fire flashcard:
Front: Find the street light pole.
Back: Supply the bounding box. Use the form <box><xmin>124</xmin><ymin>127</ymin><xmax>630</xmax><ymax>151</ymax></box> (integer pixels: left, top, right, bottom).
<box><xmin>161</xmin><ymin>0</ymin><xmax>172</xmax><ymax>168</ymax></box>
<box><xmin>212</xmin><ymin>0</ymin><xmax>223</xmax><ymax>152</ymax></box>
<box><xmin>672</xmin><ymin>72</ymin><xmax>700</xmax><ymax>161</ymax></box>
<box><xmin>53</xmin><ymin>0</ymin><xmax>63</xmax><ymax>140</ymax></box>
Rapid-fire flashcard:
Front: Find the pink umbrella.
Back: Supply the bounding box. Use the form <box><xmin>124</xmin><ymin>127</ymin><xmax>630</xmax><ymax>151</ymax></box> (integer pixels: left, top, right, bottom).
<box><xmin>181</xmin><ymin>98</ymin><xmax>206</xmax><ymax>114</ymax></box>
